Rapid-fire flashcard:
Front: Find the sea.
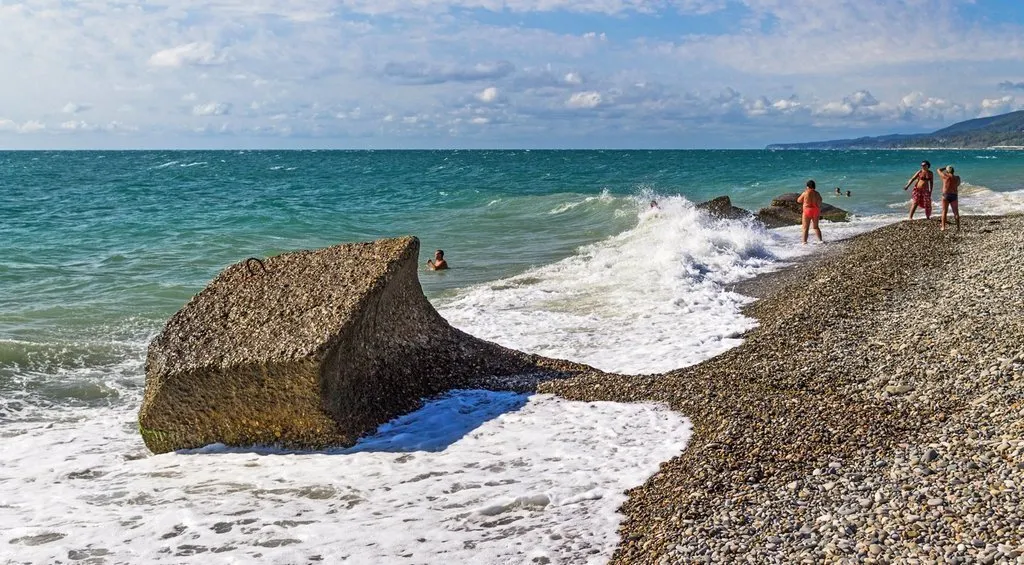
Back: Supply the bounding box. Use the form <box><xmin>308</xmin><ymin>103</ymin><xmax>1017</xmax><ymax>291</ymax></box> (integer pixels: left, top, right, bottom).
<box><xmin>2</xmin><ymin>150</ymin><xmax>1023</xmax><ymax>564</ymax></box>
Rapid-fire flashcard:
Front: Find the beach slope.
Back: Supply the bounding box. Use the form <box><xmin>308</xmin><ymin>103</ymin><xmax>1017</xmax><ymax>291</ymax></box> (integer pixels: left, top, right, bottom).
<box><xmin>542</xmin><ymin>215</ymin><xmax>1024</xmax><ymax>563</ymax></box>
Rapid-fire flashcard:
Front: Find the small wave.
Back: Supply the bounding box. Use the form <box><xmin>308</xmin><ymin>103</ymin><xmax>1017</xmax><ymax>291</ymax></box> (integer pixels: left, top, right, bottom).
<box><xmin>439</xmin><ymin>191</ymin><xmax>906</xmax><ymax>375</ymax></box>
<box><xmin>0</xmin><ymin>338</ymin><xmax>140</xmax><ymax>372</ymax></box>
<box><xmin>548</xmin><ymin>189</ymin><xmax>618</xmax><ymax>215</ymax></box>
<box><xmin>152</xmin><ymin>161</ymin><xmax>179</xmax><ymax>169</ymax></box>
<box><xmin>889</xmin><ymin>184</ymin><xmax>1024</xmax><ymax>216</ymax></box>
<box><xmin>439</xmin><ymin>195</ymin><xmax>780</xmax><ymax>374</ymax></box>
<box><xmin>958</xmin><ymin>186</ymin><xmax>1024</xmax><ymax>216</ymax></box>
<box><xmin>179</xmin><ymin>162</ymin><xmax>207</xmax><ymax>168</ymax></box>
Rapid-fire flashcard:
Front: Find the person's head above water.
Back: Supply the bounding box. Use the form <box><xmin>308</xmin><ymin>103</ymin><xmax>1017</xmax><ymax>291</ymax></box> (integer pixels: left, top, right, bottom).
<box><xmin>806</xmin><ymin>180</ymin><xmax>816</xmax><ymax>190</ymax></box>
<box><xmin>427</xmin><ymin>249</ymin><xmax>448</xmax><ymax>270</ymax></box>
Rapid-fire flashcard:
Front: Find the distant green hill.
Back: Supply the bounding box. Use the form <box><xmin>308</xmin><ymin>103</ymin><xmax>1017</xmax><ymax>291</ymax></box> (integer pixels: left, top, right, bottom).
<box><xmin>767</xmin><ymin>110</ymin><xmax>1024</xmax><ymax>149</ymax></box>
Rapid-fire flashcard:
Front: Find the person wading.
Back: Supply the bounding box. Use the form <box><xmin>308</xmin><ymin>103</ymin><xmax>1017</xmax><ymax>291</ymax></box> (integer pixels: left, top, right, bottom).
<box><xmin>797</xmin><ymin>180</ymin><xmax>823</xmax><ymax>244</ymax></box>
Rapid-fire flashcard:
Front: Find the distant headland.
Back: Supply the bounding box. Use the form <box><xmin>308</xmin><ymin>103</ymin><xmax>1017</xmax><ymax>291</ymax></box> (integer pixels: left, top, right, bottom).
<box><xmin>767</xmin><ymin>110</ymin><xmax>1024</xmax><ymax>150</ymax></box>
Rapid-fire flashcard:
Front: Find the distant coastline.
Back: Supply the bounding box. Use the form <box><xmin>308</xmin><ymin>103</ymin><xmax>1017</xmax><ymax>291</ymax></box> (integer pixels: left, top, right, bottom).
<box><xmin>767</xmin><ymin>109</ymin><xmax>1024</xmax><ymax>150</ymax></box>
<box><xmin>768</xmin><ymin>146</ymin><xmax>1024</xmax><ymax>151</ymax></box>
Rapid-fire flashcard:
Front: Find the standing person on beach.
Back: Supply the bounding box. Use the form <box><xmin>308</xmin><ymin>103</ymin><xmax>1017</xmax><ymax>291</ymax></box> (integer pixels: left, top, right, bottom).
<box><xmin>797</xmin><ymin>180</ymin><xmax>823</xmax><ymax>244</ymax></box>
<box><xmin>938</xmin><ymin>165</ymin><xmax>961</xmax><ymax>231</ymax></box>
<box><xmin>903</xmin><ymin>161</ymin><xmax>934</xmax><ymax>220</ymax></box>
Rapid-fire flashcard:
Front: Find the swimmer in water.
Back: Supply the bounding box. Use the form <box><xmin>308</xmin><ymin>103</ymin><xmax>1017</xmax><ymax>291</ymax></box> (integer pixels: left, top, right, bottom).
<box><xmin>426</xmin><ymin>249</ymin><xmax>449</xmax><ymax>270</ymax></box>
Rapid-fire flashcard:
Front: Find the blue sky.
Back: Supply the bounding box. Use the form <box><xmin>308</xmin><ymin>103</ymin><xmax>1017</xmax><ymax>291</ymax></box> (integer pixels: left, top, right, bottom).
<box><xmin>2</xmin><ymin>0</ymin><xmax>1024</xmax><ymax>149</ymax></box>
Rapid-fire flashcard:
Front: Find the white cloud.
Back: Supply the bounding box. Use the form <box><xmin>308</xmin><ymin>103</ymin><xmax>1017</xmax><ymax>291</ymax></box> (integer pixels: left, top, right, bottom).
<box><xmin>336</xmin><ymin>0</ymin><xmax>727</xmax><ymax>16</ymax></box>
<box><xmin>148</xmin><ymin>42</ymin><xmax>222</xmax><ymax>68</ymax></box>
<box><xmin>0</xmin><ymin>0</ymin><xmax>1021</xmax><ymax>147</ymax></box>
<box><xmin>848</xmin><ymin>90</ymin><xmax>879</xmax><ymax>107</ymax></box>
<box><xmin>667</xmin><ymin>0</ymin><xmax>1024</xmax><ymax>75</ymax></box>
<box><xmin>19</xmin><ymin>121</ymin><xmax>46</xmax><ymax>133</ymax></box>
<box><xmin>0</xmin><ymin>119</ymin><xmax>46</xmax><ymax>133</ymax></box>
<box><xmin>105</xmin><ymin>121</ymin><xmax>137</xmax><ymax>132</ymax></box>
<box><xmin>980</xmin><ymin>95</ymin><xmax>1017</xmax><ymax>116</ymax></box>
<box><xmin>567</xmin><ymin>91</ymin><xmax>602</xmax><ymax>108</ymax></box>
<box><xmin>470</xmin><ymin>116</ymin><xmax>490</xmax><ymax>124</ymax></box>
<box><xmin>815</xmin><ymin>101</ymin><xmax>854</xmax><ymax>118</ymax></box>
<box><xmin>476</xmin><ymin>87</ymin><xmax>500</xmax><ymax>103</ymax></box>
<box><xmin>383</xmin><ymin>60</ymin><xmax>515</xmax><ymax>85</ymax></box>
<box><xmin>772</xmin><ymin>97</ymin><xmax>801</xmax><ymax>112</ymax></box>
<box><xmin>192</xmin><ymin>102</ymin><xmax>231</xmax><ymax>116</ymax></box>
<box><xmin>61</xmin><ymin>120</ymin><xmax>91</xmax><ymax>130</ymax></box>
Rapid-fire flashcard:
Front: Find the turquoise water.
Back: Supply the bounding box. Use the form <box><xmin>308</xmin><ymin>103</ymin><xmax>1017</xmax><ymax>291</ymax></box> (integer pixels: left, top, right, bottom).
<box><xmin>2</xmin><ymin>149</ymin><xmax>1023</xmax><ymax>410</ymax></box>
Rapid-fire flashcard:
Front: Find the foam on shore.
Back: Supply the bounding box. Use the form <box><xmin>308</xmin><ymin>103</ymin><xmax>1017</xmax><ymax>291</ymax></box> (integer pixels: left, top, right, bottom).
<box><xmin>1</xmin><ymin>391</ymin><xmax>689</xmax><ymax>564</ymax></box>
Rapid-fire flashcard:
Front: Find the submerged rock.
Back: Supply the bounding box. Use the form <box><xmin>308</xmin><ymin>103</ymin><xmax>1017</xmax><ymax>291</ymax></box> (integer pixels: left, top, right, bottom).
<box><xmin>756</xmin><ymin>193</ymin><xmax>850</xmax><ymax>228</ymax></box>
<box><xmin>695</xmin><ymin>196</ymin><xmax>753</xmax><ymax>220</ymax></box>
<box><xmin>139</xmin><ymin>236</ymin><xmax>587</xmax><ymax>454</ymax></box>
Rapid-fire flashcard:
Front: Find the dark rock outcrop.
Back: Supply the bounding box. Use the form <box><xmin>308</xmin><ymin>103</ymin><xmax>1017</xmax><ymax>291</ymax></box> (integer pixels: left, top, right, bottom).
<box><xmin>139</xmin><ymin>236</ymin><xmax>591</xmax><ymax>454</ymax></box>
<box><xmin>755</xmin><ymin>193</ymin><xmax>850</xmax><ymax>228</ymax></box>
<box><xmin>695</xmin><ymin>196</ymin><xmax>753</xmax><ymax>220</ymax></box>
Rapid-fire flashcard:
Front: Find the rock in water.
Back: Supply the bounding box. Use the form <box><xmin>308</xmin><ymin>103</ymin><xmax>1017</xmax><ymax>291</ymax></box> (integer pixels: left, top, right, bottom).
<box><xmin>695</xmin><ymin>196</ymin><xmax>752</xmax><ymax>220</ymax></box>
<box><xmin>755</xmin><ymin>193</ymin><xmax>850</xmax><ymax>228</ymax></box>
<box><xmin>139</xmin><ymin>236</ymin><xmax>585</xmax><ymax>454</ymax></box>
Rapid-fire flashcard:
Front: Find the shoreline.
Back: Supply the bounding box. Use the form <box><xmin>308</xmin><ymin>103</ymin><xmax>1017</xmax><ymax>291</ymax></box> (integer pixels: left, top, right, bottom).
<box><xmin>766</xmin><ymin>146</ymin><xmax>1024</xmax><ymax>151</ymax></box>
<box><xmin>540</xmin><ymin>214</ymin><xmax>1024</xmax><ymax>563</ymax></box>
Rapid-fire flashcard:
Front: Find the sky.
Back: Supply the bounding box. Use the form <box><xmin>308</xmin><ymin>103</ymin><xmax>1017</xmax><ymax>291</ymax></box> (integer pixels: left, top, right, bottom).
<box><xmin>2</xmin><ymin>0</ymin><xmax>1024</xmax><ymax>149</ymax></box>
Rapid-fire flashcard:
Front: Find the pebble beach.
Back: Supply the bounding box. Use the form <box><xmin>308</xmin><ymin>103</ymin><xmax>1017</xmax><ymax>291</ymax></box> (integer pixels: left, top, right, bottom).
<box><xmin>542</xmin><ymin>214</ymin><xmax>1024</xmax><ymax>564</ymax></box>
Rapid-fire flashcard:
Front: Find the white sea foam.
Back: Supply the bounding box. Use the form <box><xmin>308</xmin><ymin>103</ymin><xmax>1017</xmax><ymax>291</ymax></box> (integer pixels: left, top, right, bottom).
<box><xmin>0</xmin><ymin>391</ymin><xmax>689</xmax><ymax>564</ymax></box>
<box><xmin>957</xmin><ymin>186</ymin><xmax>1024</xmax><ymax>216</ymax></box>
<box><xmin>1</xmin><ymin>323</ymin><xmax>691</xmax><ymax>564</ymax></box>
<box><xmin>885</xmin><ymin>185</ymin><xmax>1024</xmax><ymax>216</ymax></box>
<box><xmin>437</xmin><ymin>195</ymin><xmax>885</xmax><ymax>374</ymax></box>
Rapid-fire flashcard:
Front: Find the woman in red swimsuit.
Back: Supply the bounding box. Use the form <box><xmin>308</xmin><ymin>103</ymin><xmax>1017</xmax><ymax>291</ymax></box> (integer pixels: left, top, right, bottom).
<box><xmin>797</xmin><ymin>179</ymin><xmax>822</xmax><ymax>244</ymax></box>
<box><xmin>903</xmin><ymin>161</ymin><xmax>934</xmax><ymax>220</ymax></box>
